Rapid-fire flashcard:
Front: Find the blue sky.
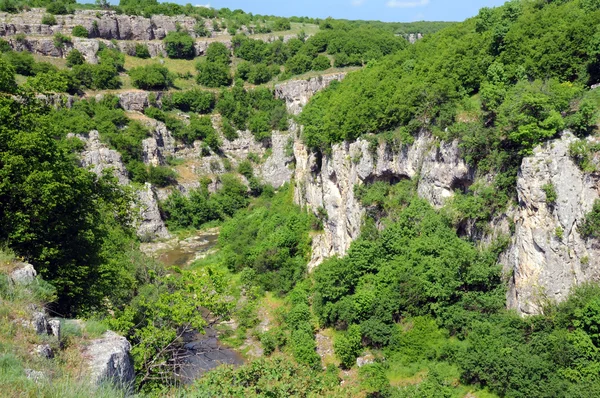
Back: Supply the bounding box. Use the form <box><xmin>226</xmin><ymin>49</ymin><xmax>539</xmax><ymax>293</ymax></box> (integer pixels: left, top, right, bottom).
<box><xmin>194</xmin><ymin>0</ymin><xmax>509</xmax><ymax>23</ymax></box>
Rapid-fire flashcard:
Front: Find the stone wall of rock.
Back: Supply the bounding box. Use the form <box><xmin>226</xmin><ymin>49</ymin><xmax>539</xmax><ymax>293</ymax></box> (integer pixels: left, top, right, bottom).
<box><xmin>503</xmin><ymin>132</ymin><xmax>600</xmax><ymax>315</ymax></box>
<box><xmin>0</xmin><ymin>9</ymin><xmax>200</xmax><ymax>40</ymax></box>
<box><xmin>293</xmin><ymin>132</ymin><xmax>473</xmax><ymax>269</ymax></box>
<box><xmin>79</xmin><ymin>131</ymin><xmax>170</xmax><ymax>240</ymax></box>
<box><xmin>274</xmin><ymin>73</ymin><xmax>347</xmax><ymax>115</ymax></box>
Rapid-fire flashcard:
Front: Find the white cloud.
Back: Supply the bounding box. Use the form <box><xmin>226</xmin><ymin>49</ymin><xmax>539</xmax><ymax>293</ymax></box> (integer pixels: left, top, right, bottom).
<box><xmin>194</xmin><ymin>3</ymin><xmax>211</xmax><ymax>7</ymax></box>
<box><xmin>352</xmin><ymin>0</ymin><xmax>366</xmax><ymax>6</ymax></box>
<box><xmin>386</xmin><ymin>0</ymin><xmax>430</xmax><ymax>8</ymax></box>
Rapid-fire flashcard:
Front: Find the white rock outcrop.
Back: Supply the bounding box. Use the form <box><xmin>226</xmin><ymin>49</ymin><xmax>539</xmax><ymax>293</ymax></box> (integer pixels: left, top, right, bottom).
<box><xmin>294</xmin><ymin>132</ymin><xmax>472</xmax><ymax>269</ymax></box>
<box><xmin>275</xmin><ymin>73</ymin><xmax>346</xmax><ymax>115</ymax></box>
<box><xmin>83</xmin><ymin>331</ymin><xmax>135</xmax><ymax>389</ymax></box>
<box><xmin>10</xmin><ymin>262</ymin><xmax>36</xmax><ymax>285</ymax></box>
<box><xmin>504</xmin><ymin>132</ymin><xmax>600</xmax><ymax>314</ymax></box>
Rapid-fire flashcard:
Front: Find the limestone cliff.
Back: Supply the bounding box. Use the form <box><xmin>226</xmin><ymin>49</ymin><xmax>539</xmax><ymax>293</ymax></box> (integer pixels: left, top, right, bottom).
<box><xmin>79</xmin><ymin>131</ymin><xmax>170</xmax><ymax>240</ymax></box>
<box><xmin>293</xmin><ymin>133</ymin><xmax>472</xmax><ymax>269</ymax></box>
<box><xmin>504</xmin><ymin>132</ymin><xmax>600</xmax><ymax>314</ymax></box>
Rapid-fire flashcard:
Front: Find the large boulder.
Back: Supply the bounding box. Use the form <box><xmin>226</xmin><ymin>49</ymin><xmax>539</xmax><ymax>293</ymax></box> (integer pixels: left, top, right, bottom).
<box><xmin>10</xmin><ymin>262</ymin><xmax>36</xmax><ymax>285</ymax></box>
<box><xmin>83</xmin><ymin>331</ymin><xmax>135</xmax><ymax>389</ymax></box>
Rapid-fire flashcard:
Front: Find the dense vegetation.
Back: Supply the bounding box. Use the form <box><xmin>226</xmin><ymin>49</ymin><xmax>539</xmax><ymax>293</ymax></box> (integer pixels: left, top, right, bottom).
<box><xmin>300</xmin><ymin>0</ymin><xmax>600</xmax><ymax>219</ymax></box>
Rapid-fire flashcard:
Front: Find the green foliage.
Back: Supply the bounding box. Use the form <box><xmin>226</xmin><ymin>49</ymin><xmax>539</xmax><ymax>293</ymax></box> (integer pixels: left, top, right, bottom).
<box><xmin>542</xmin><ymin>183</ymin><xmax>558</xmax><ymax>205</ymax></box>
<box><xmin>580</xmin><ymin>199</ymin><xmax>600</xmax><ymax>239</ymax></box>
<box><xmin>71</xmin><ymin>25</ymin><xmax>88</xmax><ymax>38</ymax></box>
<box><xmin>110</xmin><ymin>267</ymin><xmax>234</xmax><ymax>391</ymax></box>
<box><xmin>196</xmin><ymin>60</ymin><xmax>232</xmax><ymax>88</ymax></box>
<box><xmin>334</xmin><ymin>324</ymin><xmax>363</xmax><ymax>369</ymax></box>
<box><xmin>569</xmin><ymin>139</ymin><xmax>600</xmax><ymax>172</ymax></box>
<box><xmin>128</xmin><ymin>64</ymin><xmax>174</xmax><ymax>90</ymax></box>
<box><xmin>134</xmin><ymin>43</ymin><xmax>150</xmax><ymax>59</ymax></box>
<box><xmin>215</xmin><ymin>85</ymin><xmax>288</xmax><ymax>139</ymax></box>
<box><xmin>205</xmin><ymin>41</ymin><xmax>231</xmax><ymax>64</ymax></box>
<box><xmin>162</xmin><ymin>88</ymin><xmax>215</xmax><ymax>113</ymax></box>
<box><xmin>0</xmin><ymin>57</ymin><xmax>17</xmax><ymax>93</ymax></box>
<box><xmin>163</xmin><ymin>30</ymin><xmax>194</xmax><ymax>59</ymax></box>
<box><xmin>218</xmin><ymin>185</ymin><xmax>312</xmax><ymax>293</ymax></box>
<box><xmin>189</xmin><ymin>355</ymin><xmax>344</xmax><ymax>397</ymax></box>
<box><xmin>162</xmin><ymin>174</ymin><xmax>249</xmax><ymax>230</ymax></box>
<box><xmin>53</xmin><ymin>32</ymin><xmax>71</xmax><ymax>49</ymax></box>
<box><xmin>41</xmin><ymin>13</ymin><xmax>56</xmax><ymax>25</ymax></box>
<box><xmin>0</xmin><ymin>94</ymin><xmax>136</xmax><ymax>314</ymax></box>
<box><xmin>315</xmin><ymin>181</ymin><xmax>505</xmax><ymax>340</ymax></box>
<box><xmin>66</xmin><ymin>49</ymin><xmax>85</xmax><ymax>67</ymax></box>
<box><xmin>312</xmin><ymin>55</ymin><xmax>331</xmax><ymax>71</ymax></box>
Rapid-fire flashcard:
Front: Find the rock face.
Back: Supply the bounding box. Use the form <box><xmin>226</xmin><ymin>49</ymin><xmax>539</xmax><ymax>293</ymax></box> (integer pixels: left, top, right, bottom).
<box><xmin>137</xmin><ymin>183</ymin><xmax>170</xmax><ymax>240</ymax></box>
<box><xmin>84</xmin><ymin>331</ymin><xmax>135</xmax><ymax>389</ymax></box>
<box><xmin>294</xmin><ymin>132</ymin><xmax>472</xmax><ymax>269</ymax></box>
<box><xmin>0</xmin><ymin>9</ymin><xmax>200</xmax><ymax>40</ymax></box>
<box><xmin>80</xmin><ymin>131</ymin><xmax>170</xmax><ymax>240</ymax></box>
<box><xmin>275</xmin><ymin>73</ymin><xmax>346</xmax><ymax>115</ymax></box>
<box><xmin>81</xmin><ymin>131</ymin><xmax>130</xmax><ymax>185</ymax></box>
<box><xmin>503</xmin><ymin>132</ymin><xmax>600</xmax><ymax>315</ymax></box>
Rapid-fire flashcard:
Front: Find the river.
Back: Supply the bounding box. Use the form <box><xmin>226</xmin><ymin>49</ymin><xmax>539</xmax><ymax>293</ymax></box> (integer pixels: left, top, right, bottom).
<box><xmin>143</xmin><ymin>229</ymin><xmax>245</xmax><ymax>382</ymax></box>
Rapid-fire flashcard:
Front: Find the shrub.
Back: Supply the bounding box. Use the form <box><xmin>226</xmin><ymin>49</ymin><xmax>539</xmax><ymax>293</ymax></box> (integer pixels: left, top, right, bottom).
<box><xmin>334</xmin><ymin>325</ymin><xmax>363</xmax><ymax>369</ymax></box>
<box><xmin>163</xmin><ymin>88</ymin><xmax>215</xmax><ymax>113</ymax></box>
<box><xmin>285</xmin><ymin>53</ymin><xmax>312</xmax><ymax>75</ymax></box>
<box><xmin>164</xmin><ymin>31</ymin><xmax>195</xmax><ymax>59</ymax></box>
<box><xmin>542</xmin><ymin>183</ymin><xmax>557</xmax><ymax>205</ymax></box>
<box><xmin>134</xmin><ymin>43</ymin><xmax>151</xmax><ymax>59</ymax></box>
<box><xmin>237</xmin><ymin>159</ymin><xmax>254</xmax><ymax>179</ymax></box>
<box><xmin>46</xmin><ymin>1</ymin><xmax>69</xmax><ymax>15</ymax></box>
<box><xmin>148</xmin><ymin>165</ymin><xmax>177</xmax><ymax>187</ymax></box>
<box><xmin>66</xmin><ymin>49</ymin><xmax>85</xmax><ymax>67</ymax></box>
<box><xmin>129</xmin><ymin>64</ymin><xmax>174</xmax><ymax>90</ymax></box>
<box><xmin>2</xmin><ymin>50</ymin><xmax>35</xmax><ymax>75</ymax></box>
<box><xmin>41</xmin><ymin>13</ymin><xmax>56</xmax><ymax>26</ymax></box>
<box><xmin>312</xmin><ymin>55</ymin><xmax>331</xmax><ymax>71</ymax></box>
<box><xmin>194</xmin><ymin>22</ymin><xmax>209</xmax><ymax>37</ymax></box>
<box><xmin>53</xmin><ymin>33</ymin><xmax>71</xmax><ymax>49</ymax></box>
<box><xmin>205</xmin><ymin>42</ymin><xmax>231</xmax><ymax>64</ymax></box>
<box><xmin>247</xmin><ymin>63</ymin><xmax>272</xmax><ymax>85</ymax></box>
<box><xmin>196</xmin><ymin>61</ymin><xmax>231</xmax><ymax>87</ymax></box>
<box><xmin>580</xmin><ymin>199</ymin><xmax>600</xmax><ymax>239</ymax></box>
<box><xmin>72</xmin><ymin>25</ymin><xmax>88</xmax><ymax>38</ymax></box>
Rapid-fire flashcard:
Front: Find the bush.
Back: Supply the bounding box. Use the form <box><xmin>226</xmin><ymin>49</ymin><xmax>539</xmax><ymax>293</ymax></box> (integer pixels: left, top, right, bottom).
<box><xmin>194</xmin><ymin>22</ymin><xmax>209</xmax><ymax>37</ymax></box>
<box><xmin>134</xmin><ymin>43</ymin><xmax>151</xmax><ymax>59</ymax></box>
<box><xmin>285</xmin><ymin>54</ymin><xmax>312</xmax><ymax>75</ymax></box>
<box><xmin>129</xmin><ymin>64</ymin><xmax>174</xmax><ymax>90</ymax></box>
<box><xmin>41</xmin><ymin>13</ymin><xmax>57</xmax><ymax>26</ymax></box>
<box><xmin>53</xmin><ymin>33</ymin><xmax>72</xmax><ymax>49</ymax></box>
<box><xmin>580</xmin><ymin>199</ymin><xmax>600</xmax><ymax>239</ymax></box>
<box><xmin>248</xmin><ymin>63</ymin><xmax>272</xmax><ymax>85</ymax></box>
<box><xmin>237</xmin><ymin>159</ymin><xmax>254</xmax><ymax>179</ymax></box>
<box><xmin>164</xmin><ymin>31</ymin><xmax>195</xmax><ymax>59</ymax></box>
<box><xmin>72</xmin><ymin>25</ymin><xmax>89</xmax><ymax>38</ymax></box>
<box><xmin>163</xmin><ymin>88</ymin><xmax>215</xmax><ymax>113</ymax></box>
<box><xmin>66</xmin><ymin>49</ymin><xmax>85</xmax><ymax>67</ymax></box>
<box><xmin>312</xmin><ymin>55</ymin><xmax>331</xmax><ymax>71</ymax></box>
<box><xmin>148</xmin><ymin>166</ymin><xmax>177</xmax><ymax>187</ymax></box>
<box><xmin>542</xmin><ymin>183</ymin><xmax>557</xmax><ymax>205</ymax></box>
<box><xmin>46</xmin><ymin>1</ymin><xmax>69</xmax><ymax>15</ymax></box>
<box><xmin>2</xmin><ymin>50</ymin><xmax>35</xmax><ymax>75</ymax></box>
<box><xmin>334</xmin><ymin>325</ymin><xmax>363</xmax><ymax>369</ymax></box>
<box><xmin>205</xmin><ymin>42</ymin><xmax>231</xmax><ymax>64</ymax></box>
<box><xmin>196</xmin><ymin>61</ymin><xmax>231</xmax><ymax>87</ymax></box>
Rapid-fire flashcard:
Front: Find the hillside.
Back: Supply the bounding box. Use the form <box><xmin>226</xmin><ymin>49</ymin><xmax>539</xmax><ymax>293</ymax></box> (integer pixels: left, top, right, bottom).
<box><xmin>3</xmin><ymin>0</ymin><xmax>600</xmax><ymax>397</ymax></box>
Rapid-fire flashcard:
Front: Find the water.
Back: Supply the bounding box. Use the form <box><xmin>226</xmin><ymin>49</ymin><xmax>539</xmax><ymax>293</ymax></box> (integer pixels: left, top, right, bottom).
<box><xmin>158</xmin><ymin>231</ymin><xmax>219</xmax><ymax>267</ymax></box>
<box><xmin>156</xmin><ymin>230</ymin><xmax>245</xmax><ymax>381</ymax></box>
<box><xmin>176</xmin><ymin>327</ymin><xmax>245</xmax><ymax>383</ymax></box>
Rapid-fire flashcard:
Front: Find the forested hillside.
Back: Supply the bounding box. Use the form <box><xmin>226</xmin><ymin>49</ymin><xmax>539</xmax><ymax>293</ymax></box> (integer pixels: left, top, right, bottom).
<box><xmin>3</xmin><ymin>0</ymin><xmax>600</xmax><ymax>397</ymax></box>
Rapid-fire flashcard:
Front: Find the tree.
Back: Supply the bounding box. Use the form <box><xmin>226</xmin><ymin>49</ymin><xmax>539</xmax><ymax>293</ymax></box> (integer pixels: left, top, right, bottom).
<box><xmin>312</xmin><ymin>55</ymin><xmax>331</xmax><ymax>71</ymax></box>
<box><xmin>66</xmin><ymin>49</ymin><xmax>85</xmax><ymax>67</ymax></box>
<box><xmin>196</xmin><ymin>60</ymin><xmax>231</xmax><ymax>87</ymax></box>
<box><xmin>0</xmin><ymin>57</ymin><xmax>16</xmax><ymax>93</ymax></box>
<box><xmin>129</xmin><ymin>64</ymin><xmax>174</xmax><ymax>90</ymax></box>
<box><xmin>205</xmin><ymin>41</ymin><xmax>231</xmax><ymax>64</ymax></box>
<box><xmin>134</xmin><ymin>43</ymin><xmax>151</xmax><ymax>59</ymax></box>
<box><xmin>164</xmin><ymin>31</ymin><xmax>195</xmax><ymax>59</ymax></box>
<box><xmin>285</xmin><ymin>54</ymin><xmax>312</xmax><ymax>75</ymax></box>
